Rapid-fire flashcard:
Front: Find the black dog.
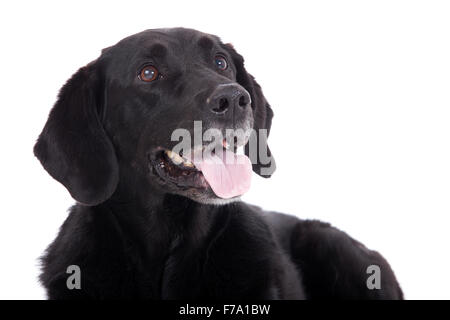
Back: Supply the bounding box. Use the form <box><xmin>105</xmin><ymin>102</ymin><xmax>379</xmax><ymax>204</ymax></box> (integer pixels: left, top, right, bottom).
<box><xmin>34</xmin><ymin>28</ymin><xmax>402</xmax><ymax>299</ymax></box>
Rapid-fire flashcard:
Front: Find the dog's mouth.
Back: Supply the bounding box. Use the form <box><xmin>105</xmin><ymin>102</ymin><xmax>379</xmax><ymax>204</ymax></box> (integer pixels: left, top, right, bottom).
<box><xmin>148</xmin><ymin>140</ymin><xmax>252</xmax><ymax>199</ymax></box>
<box><xmin>149</xmin><ymin>148</ymin><xmax>209</xmax><ymax>191</ymax></box>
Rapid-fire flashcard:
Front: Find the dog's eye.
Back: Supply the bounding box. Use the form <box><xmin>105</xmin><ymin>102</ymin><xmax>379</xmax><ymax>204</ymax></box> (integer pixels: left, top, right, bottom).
<box><xmin>214</xmin><ymin>55</ymin><xmax>228</xmax><ymax>70</ymax></box>
<box><xmin>139</xmin><ymin>65</ymin><xmax>159</xmax><ymax>82</ymax></box>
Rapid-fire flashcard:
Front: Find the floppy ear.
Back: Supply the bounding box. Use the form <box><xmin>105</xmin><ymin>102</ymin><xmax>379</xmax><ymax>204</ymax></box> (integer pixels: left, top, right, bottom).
<box><xmin>33</xmin><ymin>61</ymin><xmax>119</xmax><ymax>205</ymax></box>
<box><xmin>226</xmin><ymin>44</ymin><xmax>276</xmax><ymax>178</ymax></box>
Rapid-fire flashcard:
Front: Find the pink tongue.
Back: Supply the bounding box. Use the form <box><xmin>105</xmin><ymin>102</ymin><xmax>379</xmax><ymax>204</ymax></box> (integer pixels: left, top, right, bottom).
<box><xmin>193</xmin><ymin>149</ymin><xmax>252</xmax><ymax>199</ymax></box>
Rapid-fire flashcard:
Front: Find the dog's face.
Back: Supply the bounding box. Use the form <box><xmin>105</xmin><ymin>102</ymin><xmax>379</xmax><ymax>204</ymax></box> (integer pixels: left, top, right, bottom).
<box><xmin>34</xmin><ymin>28</ymin><xmax>276</xmax><ymax>205</ymax></box>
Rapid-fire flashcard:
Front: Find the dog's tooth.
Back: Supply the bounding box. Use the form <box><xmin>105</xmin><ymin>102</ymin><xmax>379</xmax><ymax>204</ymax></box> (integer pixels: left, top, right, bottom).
<box><xmin>166</xmin><ymin>150</ymin><xmax>183</xmax><ymax>164</ymax></box>
<box><xmin>172</xmin><ymin>155</ymin><xmax>184</xmax><ymax>165</ymax></box>
<box><xmin>182</xmin><ymin>159</ymin><xmax>195</xmax><ymax>168</ymax></box>
<box><xmin>165</xmin><ymin>150</ymin><xmax>173</xmax><ymax>158</ymax></box>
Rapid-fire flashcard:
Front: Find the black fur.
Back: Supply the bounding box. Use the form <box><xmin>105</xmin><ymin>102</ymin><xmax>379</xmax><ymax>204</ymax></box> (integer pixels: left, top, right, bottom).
<box><xmin>34</xmin><ymin>28</ymin><xmax>402</xmax><ymax>299</ymax></box>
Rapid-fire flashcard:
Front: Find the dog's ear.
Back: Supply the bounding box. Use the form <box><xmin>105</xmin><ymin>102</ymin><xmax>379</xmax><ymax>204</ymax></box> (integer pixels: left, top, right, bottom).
<box><xmin>33</xmin><ymin>60</ymin><xmax>119</xmax><ymax>205</ymax></box>
<box><xmin>225</xmin><ymin>44</ymin><xmax>276</xmax><ymax>177</ymax></box>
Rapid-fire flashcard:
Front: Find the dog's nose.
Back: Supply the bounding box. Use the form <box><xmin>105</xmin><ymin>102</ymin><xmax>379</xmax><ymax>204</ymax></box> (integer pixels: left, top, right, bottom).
<box><xmin>208</xmin><ymin>84</ymin><xmax>251</xmax><ymax>115</ymax></box>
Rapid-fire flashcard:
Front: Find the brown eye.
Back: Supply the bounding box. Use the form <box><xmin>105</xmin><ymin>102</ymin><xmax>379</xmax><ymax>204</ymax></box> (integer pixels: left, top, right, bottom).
<box><xmin>214</xmin><ymin>55</ymin><xmax>228</xmax><ymax>70</ymax></box>
<box><xmin>139</xmin><ymin>65</ymin><xmax>159</xmax><ymax>82</ymax></box>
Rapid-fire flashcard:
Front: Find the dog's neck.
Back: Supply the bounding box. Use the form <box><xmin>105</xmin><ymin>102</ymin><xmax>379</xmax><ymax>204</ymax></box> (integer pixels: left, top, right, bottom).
<box><xmin>98</xmin><ymin>183</ymin><xmax>228</xmax><ymax>251</ymax></box>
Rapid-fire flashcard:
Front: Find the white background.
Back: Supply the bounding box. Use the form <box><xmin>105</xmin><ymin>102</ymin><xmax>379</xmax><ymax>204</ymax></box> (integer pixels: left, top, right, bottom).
<box><xmin>0</xmin><ymin>0</ymin><xmax>449</xmax><ymax>299</ymax></box>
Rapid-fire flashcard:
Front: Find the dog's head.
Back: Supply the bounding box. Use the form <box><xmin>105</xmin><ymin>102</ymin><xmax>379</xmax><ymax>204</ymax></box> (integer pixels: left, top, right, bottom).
<box><xmin>34</xmin><ymin>28</ymin><xmax>276</xmax><ymax>205</ymax></box>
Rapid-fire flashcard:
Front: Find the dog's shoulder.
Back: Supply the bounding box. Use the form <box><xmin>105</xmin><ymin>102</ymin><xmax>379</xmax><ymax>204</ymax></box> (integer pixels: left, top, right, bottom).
<box><xmin>41</xmin><ymin>204</ymin><xmax>121</xmax><ymax>259</ymax></box>
<box><xmin>234</xmin><ymin>203</ymin><xmax>302</xmax><ymax>251</ymax></box>
<box><xmin>39</xmin><ymin>204</ymin><xmax>128</xmax><ymax>299</ymax></box>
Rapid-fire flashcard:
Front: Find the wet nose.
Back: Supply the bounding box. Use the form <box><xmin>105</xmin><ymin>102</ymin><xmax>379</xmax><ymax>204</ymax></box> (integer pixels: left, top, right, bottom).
<box><xmin>208</xmin><ymin>84</ymin><xmax>251</xmax><ymax>115</ymax></box>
